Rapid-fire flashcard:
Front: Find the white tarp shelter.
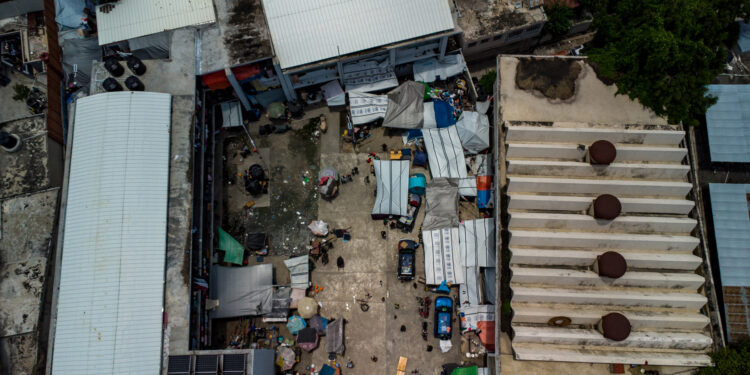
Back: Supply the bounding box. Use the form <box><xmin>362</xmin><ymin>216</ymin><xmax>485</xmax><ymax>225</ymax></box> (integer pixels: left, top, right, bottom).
<box><xmin>96</xmin><ymin>0</ymin><xmax>216</xmax><ymax>45</ymax></box>
<box><xmin>51</xmin><ymin>92</ymin><xmax>172</xmax><ymax>374</ymax></box>
<box><xmin>284</xmin><ymin>255</ymin><xmax>310</xmax><ymax>289</ymax></box>
<box><xmin>423</xmin><ymin>227</ymin><xmax>465</xmax><ymax>285</ymax></box>
<box><xmin>261</xmin><ymin>0</ymin><xmax>455</xmax><ymax>69</ymax></box>
<box><xmin>372</xmin><ymin>160</ymin><xmax>410</xmax><ymax>217</ymax></box>
<box><xmin>459</xmin><ymin>219</ymin><xmax>495</xmax><ymax>306</ymax></box>
<box><xmin>423</xmin><ymin>127</ymin><xmax>468</xmax><ymax>178</ymax></box>
<box><xmin>456</xmin><ymin>111</ymin><xmax>490</xmax><ymax>154</ymax></box>
<box><xmin>211</xmin><ymin>264</ymin><xmax>274</xmax><ymax>318</ymax></box>
<box><xmin>413</xmin><ymin>54</ymin><xmax>467</xmax><ymax>83</ymax></box>
<box><xmin>349</xmin><ymin>92</ymin><xmax>388</xmax><ymax>125</ymax></box>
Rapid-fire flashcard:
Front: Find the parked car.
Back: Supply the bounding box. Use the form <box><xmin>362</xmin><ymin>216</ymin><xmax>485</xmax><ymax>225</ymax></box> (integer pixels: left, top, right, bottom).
<box><xmin>434</xmin><ymin>296</ymin><xmax>453</xmax><ymax>340</ymax></box>
<box><xmin>397</xmin><ymin>240</ymin><xmax>418</xmax><ymax>281</ymax></box>
<box><xmin>397</xmin><ymin>194</ymin><xmax>421</xmax><ymax>233</ymax></box>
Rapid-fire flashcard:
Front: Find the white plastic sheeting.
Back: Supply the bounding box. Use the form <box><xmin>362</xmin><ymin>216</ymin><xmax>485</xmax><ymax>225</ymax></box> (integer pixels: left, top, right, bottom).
<box><xmin>456</xmin><ymin>111</ymin><xmax>490</xmax><ymax>154</ymax></box>
<box><xmin>423</xmin><ymin>227</ymin><xmax>465</xmax><ymax>285</ymax></box>
<box><xmin>284</xmin><ymin>256</ymin><xmax>310</xmax><ymax>289</ymax></box>
<box><xmin>413</xmin><ymin>54</ymin><xmax>467</xmax><ymax>83</ymax></box>
<box><xmin>423</xmin><ymin>102</ymin><xmax>437</xmax><ymax>128</ymax></box>
<box><xmin>52</xmin><ymin>92</ymin><xmax>172</xmax><ymax>375</ymax></box>
<box><xmin>372</xmin><ymin>160</ymin><xmax>410</xmax><ymax>216</ymax></box>
<box><xmin>458</xmin><ymin>178</ymin><xmax>477</xmax><ymax>197</ymax></box>
<box><xmin>261</xmin><ymin>0</ymin><xmax>455</xmax><ymax>69</ymax></box>
<box><xmin>343</xmin><ymin>59</ymin><xmax>398</xmax><ymax>93</ymax></box>
<box><xmin>349</xmin><ymin>92</ymin><xmax>388</xmax><ymax>125</ymax></box>
<box><xmin>96</xmin><ymin>0</ymin><xmax>216</xmax><ymax>45</ymax></box>
<box><xmin>423</xmin><ymin>127</ymin><xmax>468</xmax><ymax>178</ymax></box>
<box><xmin>459</xmin><ymin>219</ymin><xmax>495</xmax><ymax>306</ymax></box>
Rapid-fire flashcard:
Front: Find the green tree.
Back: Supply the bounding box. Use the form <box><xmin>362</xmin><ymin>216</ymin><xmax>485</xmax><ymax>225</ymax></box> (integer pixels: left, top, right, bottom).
<box><xmin>580</xmin><ymin>0</ymin><xmax>750</xmax><ymax>125</ymax></box>
<box><xmin>698</xmin><ymin>340</ymin><xmax>750</xmax><ymax>375</ymax></box>
<box><xmin>478</xmin><ymin>70</ymin><xmax>497</xmax><ymax>94</ymax></box>
<box><xmin>543</xmin><ymin>2</ymin><xmax>574</xmax><ymax>38</ymax></box>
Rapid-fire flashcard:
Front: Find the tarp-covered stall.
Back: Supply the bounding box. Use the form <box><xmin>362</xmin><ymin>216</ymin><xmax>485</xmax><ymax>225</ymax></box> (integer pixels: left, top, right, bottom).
<box><xmin>459</xmin><ymin>305</ymin><xmax>495</xmax><ymax>352</ymax></box>
<box><xmin>423</xmin><ymin>127</ymin><xmax>468</xmax><ymax>179</ymax></box>
<box><xmin>372</xmin><ymin>160</ymin><xmax>410</xmax><ymax>218</ymax></box>
<box><xmin>413</xmin><ymin>54</ymin><xmax>467</xmax><ymax>83</ymax></box>
<box><xmin>459</xmin><ymin>218</ymin><xmax>495</xmax><ymax>307</ymax></box>
<box><xmin>349</xmin><ymin>92</ymin><xmax>388</xmax><ymax>125</ymax></box>
<box><xmin>423</xmin><ymin>178</ymin><xmax>459</xmax><ymax>230</ymax></box>
<box><xmin>456</xmin><ymin>111</ymin><xmax>490</xmax><ymax>154</ymax></box>
<box><xmin>382</xmin><ymin>81</ymin><xmax>424</xmax><ymax>129</ymax></box>
<box><xmin>211</xmin><ymin>264</ymin><xmax>274</xmax><ymax>318</ymax></box>
<box><xmin>423</xmin><ymin>227</ymin><xmax>465</xmax><ymax>285</ymax></box>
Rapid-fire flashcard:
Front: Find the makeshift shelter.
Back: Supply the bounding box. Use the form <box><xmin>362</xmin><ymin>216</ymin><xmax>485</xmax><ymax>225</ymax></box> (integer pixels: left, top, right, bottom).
<box><xmin>413</xmin><ymin>54</ymin><xmax>467</xmax><ymax>83</ymax></box>
<box><xmin>372</xmin><ymin>160</ymin><xmax>410</xmax><ymax>218</ymax></box>
<box><xmin>433</xmin><ymin>100</ymin><xmax>457</xmax><ymax>128</ymax></box>
<box><xmin>318</xmin><ymin>167</ymin><xmax>340</xmax><ymax>201</ymax></box>
<box><xmin>326</xmin><ymin>318</ymin><xmax>345</xmax><ymax>354</ymax></box>
<box><xmin>459</xmin><ymin>219</ymin><xmax>496</xmax><ymax>307</ymax></box>
<box><xmin>423</xmin><ymin>227</ymin><xmax>464</xmax><ymax>285</ymax></box>
<box><xmin>423</xmin><ymin>127</ymin><xmax>468</xmax><ymax>179</ymax></box>
<box><xmin>297</xmin><ymin>327</ymin><xmax>319</xmax><ymax>352</ymax></box>
<box><xmin>423</xmin><ymin>179</ymin><xmax>459</xmax><ymax>230</ymax></box>
<box><xmin>263</xmin><ymin>286</ymin><xmax>292</xmax><ymax>322</ymax></box>
<box><xmin>459</xmin><ymin>305</ymin><xmax>495</xmax><ymax>352</ymax></box>
<box><xmin>382</xmin><ymin>81</ymin><xmax>425</xmax><ymax>129</ymax></box>
<box><xmin>218</xmin><ymin>227</ymin><xmax>245</xmax><ymax>265</ymax></box>
<box><xmin>349</xmin><ymin>92</ymin><xmax>388</xmax><ymax>125</ymax></box>
<box><xmin>284</xmin><ymin>255</ymin><xmax>310</xmax><ymax>289</ymax></box>
<box><xmin>210</xmin><ymin>264</ymin><xmax>273</xmax><ymax>318</ymax></box>
<box><xmin>456</xmin><ymin>111</ymin><xmax>490</xmax><ymax>154</ymax></box>
<box><xmin>409</xmin><ymin>173</ymin><xmax>427</xmax><ymax>195</ymax></box>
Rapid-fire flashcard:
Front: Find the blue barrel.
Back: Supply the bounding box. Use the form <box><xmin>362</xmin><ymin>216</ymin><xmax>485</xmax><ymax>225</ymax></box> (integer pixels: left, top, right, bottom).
<box><xmin>409</xmin><ymin>173</ymin><xmax>426</xmax><ymax>196</ymax></box>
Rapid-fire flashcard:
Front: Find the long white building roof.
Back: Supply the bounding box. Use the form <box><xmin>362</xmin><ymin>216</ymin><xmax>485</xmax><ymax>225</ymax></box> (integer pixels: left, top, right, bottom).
<box><xmin>51</xmin><ymin>92</ymin><xmax>172</xmax><ymax>374</ymax></box>
<box><xmin>262</xmin><ymin>0</ymin><xmax>455</xmax><ymax>69</ymax></box>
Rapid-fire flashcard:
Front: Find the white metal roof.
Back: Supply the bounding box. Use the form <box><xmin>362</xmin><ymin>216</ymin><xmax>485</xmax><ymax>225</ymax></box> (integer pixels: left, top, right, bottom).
<box><xmin>52</xmin><ymin>92</ymin><xmax>172</xmax><ymax>375</ymax></box>
<box><xmin>96</xmin><ymin>0</ymin><xmax>216</xmax><ymax>45</ymax></box>
<box><xmin>262</xmin><ymin>0</ymin><xmax>455</xmax><ymax>69</ymax></box>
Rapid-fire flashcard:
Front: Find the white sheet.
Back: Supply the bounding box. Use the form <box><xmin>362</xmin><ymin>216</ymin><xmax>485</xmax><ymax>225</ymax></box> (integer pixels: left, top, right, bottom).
<box><xmin>349</xmin><ymin>91</ymin><xmax>388</xmax><ymax>125</ymax></box>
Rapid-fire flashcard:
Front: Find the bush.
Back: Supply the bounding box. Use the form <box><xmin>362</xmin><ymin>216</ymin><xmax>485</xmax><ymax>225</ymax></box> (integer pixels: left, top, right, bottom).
<box><xmin>698</xmin><ymin>340</ymin><xmax>750</xmax><ymax>375</ymax></box>
<box><xmin>544</xmin><ymin>2</ymin><xmax>574</xmax><ymax>38</ymax></box>
<box><xmin>12</xmin><ymin>84</ymin><xmax>30</xmax><ymax>102</ymax></box>
<box><xmin>478</xmin><ymin>70</ymin><xmax>497</xmax><ymax>94</ymax></box>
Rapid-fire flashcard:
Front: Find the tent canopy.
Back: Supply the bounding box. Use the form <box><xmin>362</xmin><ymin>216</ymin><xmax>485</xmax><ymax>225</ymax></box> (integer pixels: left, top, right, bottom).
<box><xmin>423</xmin><ymin>178</ymin><xmax>459</xmax><ymax>231</ymax></box>
<box><xmin>349</xmin><ymin>91</ymin><xmax>388</xmax><ymax>125</ymax></box>
<box><xmin>459</xmin><ymin>219</ymin><xmax>495</xmax><ymax>307</ymax></box>
<box><xmin>423</xmin><ymin>227</ymin><xmax>465</xmax><ymax>285</ymax></box>
<box><xmin>456</xmin><ymin>111</ymin><xmax>490</xmax><ymax>154</ymax></box>
<box><xmin>211</xmin><ymin>264</ymin><xmax>274</xmax><ymax>318</ymax></box>
<box><xmin>372</xmin><ymin>160</ymin><xmax>410</xmax><ymax>217</ymax></box>
<box><xmin>382</xmin><ymin>81</ymin><xmax>425</xmax><ymax>129</ymax></box>
<box><xmin>423</xmin><ymin>127</ymin><xmax>468</xmax><ymax>179</ymax></box>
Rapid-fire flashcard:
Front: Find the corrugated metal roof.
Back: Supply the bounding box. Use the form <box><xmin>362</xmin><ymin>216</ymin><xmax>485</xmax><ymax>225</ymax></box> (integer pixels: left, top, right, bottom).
<box><xmin>708</xmin><ymin>183</ymin><xmax>750</xmax><ymax>286</ymax></box>
<box><xmin>96</xmin><ymin>0</ymin><xmax>216</xmax><ymax>45</ymax></box>
<box><xmin>262</xmin><ymin>0</ymin><xmax>455</xmax><ymax>69</ymax></box>
<box><xmin>705</xmin><ymin>84</ymin><xmax>750</xmax><ymax>163</ymax></box>
<box><xmin>739</xmin><ymin>21</ymin><xmax>750</xmax><ymax>53</ymax></box>
<box><xmin>52</xmin><ymin>92</ymin><xmax>172</xmax><ymax>375</ymax></box>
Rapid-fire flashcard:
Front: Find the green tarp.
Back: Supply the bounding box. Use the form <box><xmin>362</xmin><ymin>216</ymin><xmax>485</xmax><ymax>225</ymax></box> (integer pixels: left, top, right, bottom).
<box><xmin>451</xmin><ymin>366</ymin><xmax>478</xmax><ymax>375</ymax></box>
<box><xmin>218</xmin><ymin>227</ymin><xmax>245</xmax><ymax>265</ymax></box>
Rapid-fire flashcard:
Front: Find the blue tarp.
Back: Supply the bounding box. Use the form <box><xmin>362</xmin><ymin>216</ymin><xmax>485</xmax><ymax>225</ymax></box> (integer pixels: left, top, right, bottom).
<box><xmin>433</xmin><ymin>100</ymin><xmax>456</xmax><ymax>128</ymax></box>
<box><xmin>55</xmin><ymin>0</ymin><xmax>94</xmax><ymax>30</ymax></box>
<box><xmin>477</xmin><ymin>190</ymin><xmax>491</xmax><ymax>209</ymax></box>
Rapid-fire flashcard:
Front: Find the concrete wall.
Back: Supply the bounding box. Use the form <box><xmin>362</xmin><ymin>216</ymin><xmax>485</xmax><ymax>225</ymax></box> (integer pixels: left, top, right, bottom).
<box><xmin>507</xmin><ymin>176</ymin><xmax>693</xmax><ymax>197</ymax></box>
<box><xmin>507</xmin><ymin>194</ymin><xmax>695</xmax><ymax>215</ymax></box>
<box><xmin>510</xmin><ymin>248</ymin><xmax>703</xmax><ymax>271</ymax></box>
<box><xmin>507</xmin><ymin>160</ymin><xmax>690</xmax><ymax>180</ymax></box>
<box><xmin>511</xmin><ymin>267</ymin><xmax>705</xmax><ymax>289</ymax></box>
<box><xmin>463</xmin><ymin>22</ymin><xmax>544</xmax><ymax>58</ymax></box>
<box><xmin>509</xmin><ymin>212</ymin><xmax>696</xmax><ymax>234</ymax></box>
<box><xmin>509</xmin><ymin>230</ymin><xmax>699</xmax><ymax>251</ymax></box>
<box><xmin>507</xmin><ymin>143</ymin><xmax>687</xmax><ymax>163</ymax></box>
<box><xmin>512</xmin><ymin>306</ymin><xmax>710</xmax><ymax>330</ymax></box>
<box><xmin>513</xmin><ymin>326</ymin><xmax>712</xmax><ymax>350</ymax></box>
<box><xmin>506</xmin><ymin>126</ymin><xmax>685</xmax><ymax>146</ymax></box>
<box><xmin>511</xmin><ymin>286</ymin><xmax>707</xmax><ymax>309</ymax></box>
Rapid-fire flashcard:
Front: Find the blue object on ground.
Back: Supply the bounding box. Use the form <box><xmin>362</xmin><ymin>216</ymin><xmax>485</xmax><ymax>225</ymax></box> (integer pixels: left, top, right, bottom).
<box><xmin>319</xmin><ymin>364</ymin><xmax>336</xmax><ymax>375</ymax></box>
<box><xmin>437</xmin><ymin>280</ymin><xmax>451</xmax><ymax>293</ymax></box>
<box><xmin>413</xmin><ymin>151</ymin><xmax>427</xmax><ymax>167</ymax></box>
<box><xmin>409</xmin><ymin>173</ymin><xmax>427</xmax><ymax>195</ymax></box>
<box><xmin>433</xmin><ymin>100</ymin><xmax>456</xmax><ymax>128</ymax></box>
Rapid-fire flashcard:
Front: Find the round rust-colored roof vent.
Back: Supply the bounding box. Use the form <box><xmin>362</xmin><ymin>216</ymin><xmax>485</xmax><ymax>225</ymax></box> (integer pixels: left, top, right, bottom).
<box><xmin>597</xmin><ymin>251</ymin><xmax>627</xmax><ymax>278</ymax></box>
<box><xmin>600</xmin><ymin>312</ymin><xmax>631</xmax><ymax>341</ymax></box>
<box><xmin>593</xmin><ymin>194</ymin><xmax>622</xmax><ymax>220</ymax></box>
<box><xmin>589</xmin><ymin>140</ymin><xmax>617</xmax><ymax>165</ymax></box>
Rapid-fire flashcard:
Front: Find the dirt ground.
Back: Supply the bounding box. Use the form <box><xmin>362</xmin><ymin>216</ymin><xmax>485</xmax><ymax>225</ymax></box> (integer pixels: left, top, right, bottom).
<box><xmin>515</xmin><ymin>57</ymin><xmax>583</xmax><ymax>100</ymax></box>
<box><xmin>215</xmin><ymin>105</ymin><xmax>489</xmax><ymax>374</ymax></box>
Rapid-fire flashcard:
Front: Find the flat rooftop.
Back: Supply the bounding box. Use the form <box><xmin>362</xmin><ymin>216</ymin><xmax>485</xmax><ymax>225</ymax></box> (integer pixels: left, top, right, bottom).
<box><xmin>455</xmin><ymin>0</ymin><xmax>546</xmax><ymax>40</ymax></box>
<box><xmin>0</xmin><ymin>116</ymin><xmax>59</xmax><ymax>199</ymax></box>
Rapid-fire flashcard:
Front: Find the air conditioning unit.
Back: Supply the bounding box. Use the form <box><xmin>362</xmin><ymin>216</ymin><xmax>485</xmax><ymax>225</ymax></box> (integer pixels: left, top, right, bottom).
<box><xmin>527</xmin><ymin>0</ymin><xmax>544</xmax><ymax>8</ymax></box>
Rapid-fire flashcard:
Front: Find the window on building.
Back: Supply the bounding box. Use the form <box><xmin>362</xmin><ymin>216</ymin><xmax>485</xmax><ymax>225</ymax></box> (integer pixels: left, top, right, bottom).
<box><xmin>493</xmin><ymin>34</ymin><xmax>504</xmax><ymax>41</ymax></box>
<box><xmin>468</xmin><ymin>42</ymin><xmax>477</xmax><ymax>47</ymax></box>
<box><xmin>481</xmin><ymin>38</ymin><xmax>490</xmax><ymax>44</ymax></box>
<box><xmin>509</xmin><ymin>29</ymin><xmax>524</xmax><ymax>37</ymax></box>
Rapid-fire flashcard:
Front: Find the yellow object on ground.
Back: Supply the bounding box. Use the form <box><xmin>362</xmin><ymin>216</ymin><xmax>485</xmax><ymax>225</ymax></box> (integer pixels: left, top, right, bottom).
<box><xmin>245</xmin><ymin>201</ymin><xmax>255</xmax><ymax>208</ymax></box>
<box><xmin>396</xmin><ymin>356</ymin><xmax>408</xmax><ymax>375</ymax></box>
<box><xmin>390</xmin><ymin>150</ymin><xmax>402</xmax><ymax>160</ymax></box>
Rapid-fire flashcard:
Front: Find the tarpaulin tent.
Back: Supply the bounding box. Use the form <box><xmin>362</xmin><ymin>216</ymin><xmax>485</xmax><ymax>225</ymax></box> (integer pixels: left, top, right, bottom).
<box><xmin>413</xmin><ymin>54</ymin><xmax>467</xmax><ymax>83</ymax></box>
<box><xmin>423</xmin><ymin>227</ymin><xmax>464</xmax><ymax>285</ymax></box>
<box><xmin>456</xmin><ymin>111</ymin><xmax>490</xmax><ymax>154</ymax></box>
<box><xmin>459</xmin><ymin>305</ymin><xmax>495</xmax><ymax>352</ymax></box>
<box><xmin>372</xmin><ymin>160</ymin><xmax>410</xmax><ymax>218</ymax></box>
<box><xmin>349</xmin><ymin>91</ymin><xmax>388</xmax><ymax>125</ymax></box>
<box><xmin>284</xmin><ymin>255</ymin><xmax>310</xmax><ymax>289</ymax></box>
<box><xmin>459</xmin><ymin>219</ymin><xmax>495</xmax><ymax>307</ymax></box>
<box><xmin>218</xmin><ymin>227</ymin><xmax>245</xmax><ymax>265</ymax></box>
<box><xmin>382</xmin><ymin>81</ymin><xmax>424</xmax><ymax>129</ymax></box>
<box><xmin>210</xmin><ymin>264</ymin><xmax>273</xmax><ymax>318</ymax></box>
<box><xmin>423</xmin><ymin>127</ymin><xmax>468</xmax><ymax>179</ymax></box>
<box><xmin>423</xmin><ymin>179</ymin><xmax>459</xmax><ymax>231</ymax></box>
<box><xmin>326</xmin><ymin>318</ymin><xmax>345</xmax><ymax>354</ymax></box>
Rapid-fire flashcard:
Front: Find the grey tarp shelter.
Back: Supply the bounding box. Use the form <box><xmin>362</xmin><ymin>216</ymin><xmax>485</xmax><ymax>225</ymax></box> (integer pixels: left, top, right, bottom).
<box><xmin>382</xmin><ymin>81</ymin><xmax>424</xmax><ymax>129</ymax></box>
<box><xmin>422</xmin><ymin>178</ymin><xmax>459</xmax><ymax>230</ymax></box>
<box><xmin>456</xmin><ymin>111</ymin><xmax>490</xmax><ymax>154</ymax></box>
<box><xmin>326</xmin><ymin>318</ymin><xmax>345</xmax><ymax>354</ymax></box>
<box><xmin>211</xmin><ymin>264</ymin><xmax>274</xmax><ymax>318</ymax></box>
<box><xmin>372</xmin><ymin>160</ymin><xmax>410</xmax><ymax>218</ymax></box>
<box><xmin>423</xmin><ymin>127</ymin><xmax>469</xmax><ymax>178</ymax></box>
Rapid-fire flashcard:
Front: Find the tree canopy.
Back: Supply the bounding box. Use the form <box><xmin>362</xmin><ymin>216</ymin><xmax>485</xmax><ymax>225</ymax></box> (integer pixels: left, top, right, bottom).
<box><xmin>543</xmin><ymin>2</ymin><xmax>574</xmax><ymax>38</ymax></box>
<box><xmin>581</xmin><ymin>0</ymin><xmax>750</xmax><ymax>125</ymax></box>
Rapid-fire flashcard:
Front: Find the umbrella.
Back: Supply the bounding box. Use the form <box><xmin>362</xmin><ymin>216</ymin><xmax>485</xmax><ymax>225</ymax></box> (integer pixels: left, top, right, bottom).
<box><xmin>296</xmin><ymin>327</ymin><xmax>319</xmax><ymax>352</ymax></box>
<box><xmin>276</xmin><ymin>346</ymin><xmax>296</xmax><ymax>371</ymax></box>
<box><xmin>268</xmin><ymin>102</ymin><xmax>286</xmax><ymax>119</ymax></box>
<box><xmin>298</xmin><ymin>297</ymin><xmax>318</xmax><ymax>319</ymax></box>
<box><xmin>308</xmin><ymin>315</ymin><xmax>328</xmax><ymax>335</ymax></box>
<box><xmin>286</xmin><ymin>315</ymin><xmax>307</xmax><ymax>334</ymax></box>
